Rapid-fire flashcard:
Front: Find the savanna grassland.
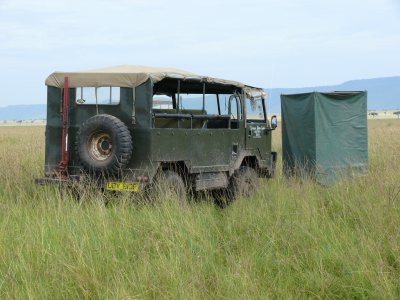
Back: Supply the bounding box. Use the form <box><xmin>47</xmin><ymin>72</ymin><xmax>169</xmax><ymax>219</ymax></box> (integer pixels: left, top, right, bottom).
<box><xmin>0</xmin><ymin>120</ymin><xmax>399</xmax><ymax>299</ymax></box>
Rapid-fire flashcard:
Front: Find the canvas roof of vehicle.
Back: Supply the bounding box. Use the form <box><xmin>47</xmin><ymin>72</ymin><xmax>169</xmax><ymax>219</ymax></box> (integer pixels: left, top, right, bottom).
<box><xmin>45</xmin><ymin>65</ymin><xmax>266</xmax><ymax>99</ymax></box>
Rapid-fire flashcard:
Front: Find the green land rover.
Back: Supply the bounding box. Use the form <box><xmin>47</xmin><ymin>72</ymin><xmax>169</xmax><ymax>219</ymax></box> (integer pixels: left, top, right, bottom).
<box><xmin>36</xmin><ymin>65</ymin><xmax>277</xmax><ymax>203</ymax></box>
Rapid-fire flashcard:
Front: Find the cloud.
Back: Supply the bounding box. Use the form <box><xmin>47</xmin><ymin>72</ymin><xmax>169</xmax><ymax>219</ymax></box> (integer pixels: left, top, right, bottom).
<box><xmin>0</xmin><ymin>0</ymin><xmax>400</xmax><ymax>105</ymax></box>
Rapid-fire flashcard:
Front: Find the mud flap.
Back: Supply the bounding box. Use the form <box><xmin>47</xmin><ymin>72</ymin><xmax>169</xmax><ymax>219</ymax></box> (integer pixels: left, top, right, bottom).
<box><xmin>269</xmin><ymin>151</ymin><xmax>277</xmax><ymax>178</ymax></box>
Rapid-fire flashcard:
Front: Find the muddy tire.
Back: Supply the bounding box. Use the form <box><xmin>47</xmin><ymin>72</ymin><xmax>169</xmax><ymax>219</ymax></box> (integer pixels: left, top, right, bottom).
<box><xmin>228</xmin><ymin>166</ymin><xmax>259</xmax><ymax>201</ymax></box>
<box><xmin>76</xmin><ymin>114</ymin><xmax>132</xmax><ymax>174</ymax></box>
<box><xmin>148</xmin><ymin>170</ymin><xmax>187</xmax><ymax>205</ymax></box>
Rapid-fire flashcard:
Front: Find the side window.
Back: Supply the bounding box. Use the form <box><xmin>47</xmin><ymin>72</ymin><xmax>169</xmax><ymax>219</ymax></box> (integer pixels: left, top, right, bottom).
<box><xmin>153</xmin><ymin>94</ymin><xmax>173</xmax><ymax>109</ymax></box>
<box><xmin>204</xmin><ymin>94</ymin><xmax>219</xmax><ymax>114</ymax></box>
<box><xmin>179</xmin><ymin>94</ymin><xmax>203</xmax><ymax>111</ymax></box>
<box><xmin>152</xmin><ymin>80</ymin><xmax>243</xmax><ymax>129</ymax></box>
<box><xmin>179</xmin><ymin>94</ymin><xmax>219</xmax><ymax>114</ymax></box>
<box><xmin>219</xmin><ymin>94</ymin><xmax>241</xmax><ymax>119</ymax></box>
<box><xmin>246</xmin><ymin>96</ymin><xmax>265</xmax><ymax>121</ymax></box>
<box><xmin>230</xmin><ymin>96</ymin><xmax>239</xmax><ymax>120</ymax></box>
<box><xmin>219</xmin><ymin>94</ymin><xmax>230</xmax><ymax>115</ymax></box>
<box><xmin>75</xmin><ymin>87</ymin><xmax>120</xmax><ymax>105</ymax></box>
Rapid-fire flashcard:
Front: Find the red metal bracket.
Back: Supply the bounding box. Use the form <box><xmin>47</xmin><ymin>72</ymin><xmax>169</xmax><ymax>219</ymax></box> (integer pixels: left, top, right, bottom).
<box><xmin>58</xmin><ymin>76</ymin><xmax>69</xmax><ymax>176</ymax></box>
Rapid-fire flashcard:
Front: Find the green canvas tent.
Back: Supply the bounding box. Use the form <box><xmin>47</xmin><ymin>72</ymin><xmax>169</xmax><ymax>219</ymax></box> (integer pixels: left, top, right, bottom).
<box><xmin>281</xmin><ymin>91</ymin><xmax>368</xmax><ymax>185</ymax></box>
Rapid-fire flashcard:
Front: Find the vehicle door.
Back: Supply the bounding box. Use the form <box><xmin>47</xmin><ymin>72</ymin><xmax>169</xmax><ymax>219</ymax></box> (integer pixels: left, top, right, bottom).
<box><xmin>245</xmin><ymin>96</ymin><xmax>271</xmax><ymax>159</ymax></box>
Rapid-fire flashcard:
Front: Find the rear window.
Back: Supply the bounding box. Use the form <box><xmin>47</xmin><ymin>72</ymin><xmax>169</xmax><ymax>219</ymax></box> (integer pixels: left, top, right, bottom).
<box><xmin>75</xmin><ymin>87</ymin><xmax>120</xmax><ymax>105</ymax></box>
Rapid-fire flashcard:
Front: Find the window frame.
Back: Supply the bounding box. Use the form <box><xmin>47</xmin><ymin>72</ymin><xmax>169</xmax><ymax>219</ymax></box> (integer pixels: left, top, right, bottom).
<box><xmin>75</xmin><ymin>86</ymin><xmax>121</xmax><ymax>106</ymax></box>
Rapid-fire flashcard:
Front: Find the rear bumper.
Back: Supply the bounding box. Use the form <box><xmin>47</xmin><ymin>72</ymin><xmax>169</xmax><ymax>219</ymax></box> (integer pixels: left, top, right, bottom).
<box><xmin>35</xmin><ymin>176</ymin><xmax>79</xmax><ymax>186</ymax></box>
<box><xmin>35</xmin><ymin>175</ymin><xmax>146</xmax><ymax>193</ymax></box>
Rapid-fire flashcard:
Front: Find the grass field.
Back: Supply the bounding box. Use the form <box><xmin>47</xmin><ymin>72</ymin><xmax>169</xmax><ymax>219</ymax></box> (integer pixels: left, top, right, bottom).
<box><xmin>0</xmin><ymin>120</ymin><xmax>399</xmax><ymax>299</ymax></box>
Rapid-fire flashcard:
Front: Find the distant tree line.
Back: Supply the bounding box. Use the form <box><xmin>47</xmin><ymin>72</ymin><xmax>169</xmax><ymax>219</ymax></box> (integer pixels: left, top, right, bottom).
<box><xmin>368</xmin><ymin>112</ymin><xmax>378</xmax><ymax>118</ymax></box>
<box><xmin>367</xmin><ymin>111</ymin><xmax>400</xmax><ymax>119</ymax></box>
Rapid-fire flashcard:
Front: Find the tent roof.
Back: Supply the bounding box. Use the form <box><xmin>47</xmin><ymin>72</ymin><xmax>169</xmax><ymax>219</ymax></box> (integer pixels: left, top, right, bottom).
<box><xmin>281</xmin><ymin>91</ymin><xmax>366</xmax><ymax>97</ymax></box>
<box><xmin>45</xmin><ymin>65</ymin><xmax>266</xmax><ymax>98</ymax></box>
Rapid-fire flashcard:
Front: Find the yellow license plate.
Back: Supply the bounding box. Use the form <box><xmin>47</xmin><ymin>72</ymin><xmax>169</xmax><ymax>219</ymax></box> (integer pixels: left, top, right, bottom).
<box><xmin>106</xmin><ymin>181</ymin><xmax>139</xmax><ymax>192</ymax></box>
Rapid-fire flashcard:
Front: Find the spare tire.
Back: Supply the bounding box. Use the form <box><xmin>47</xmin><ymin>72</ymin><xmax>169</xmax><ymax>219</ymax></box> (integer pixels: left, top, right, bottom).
<box><xmin>76</xmin><ymin>114</ymin><xmax>133</xmax><ymax>174</ymax></box>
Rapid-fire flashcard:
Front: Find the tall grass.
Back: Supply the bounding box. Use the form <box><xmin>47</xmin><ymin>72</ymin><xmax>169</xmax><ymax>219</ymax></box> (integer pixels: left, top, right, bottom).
<box><xmin>0</xmin><ymin>120</ymin><xmax>399</xmax><ymax>298</ymax></box>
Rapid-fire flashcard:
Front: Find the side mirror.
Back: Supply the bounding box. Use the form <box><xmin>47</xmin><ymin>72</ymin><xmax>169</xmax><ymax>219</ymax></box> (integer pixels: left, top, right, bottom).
<box><xmin>271</xmin><ymin>115</ymin><xmax>278</xmax><ymax>129</ymax></box>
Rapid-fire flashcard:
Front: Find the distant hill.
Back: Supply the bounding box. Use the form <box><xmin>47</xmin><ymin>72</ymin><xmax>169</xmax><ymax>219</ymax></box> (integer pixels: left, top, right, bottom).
<box><xmin>0</xmin><ymin>104</ymin><xmax>46</xmax><ymax>121</ymax></box>
<box><xmin>0</xmin><ymin>76</ymin><xmax>399</xmax><ymax>120</ymax></box>
<box><xmin>266</xmin><ymin>76</ymin><xmax>400</xmax><ymax>112</ymax></box>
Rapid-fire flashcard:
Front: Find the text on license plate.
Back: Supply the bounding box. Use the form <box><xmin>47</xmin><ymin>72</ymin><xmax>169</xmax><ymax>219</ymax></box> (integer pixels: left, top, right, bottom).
<box><xmin>106</xmin><ymin>181</ymin><xmax>139</xmax><ymax>192</ymax></box>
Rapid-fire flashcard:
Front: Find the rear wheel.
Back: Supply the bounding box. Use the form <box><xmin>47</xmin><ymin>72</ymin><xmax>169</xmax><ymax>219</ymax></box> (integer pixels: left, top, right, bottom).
<box><xmin>148</xmin><ymin>170</ymin><xmax>187</xmax><ymax>206</ymax></box>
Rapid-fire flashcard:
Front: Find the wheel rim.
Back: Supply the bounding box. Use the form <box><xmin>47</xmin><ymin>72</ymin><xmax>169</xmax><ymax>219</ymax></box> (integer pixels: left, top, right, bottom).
<box><xmin>87</xmin><ymin>131</ymin><xmax>113</xmax><ymax>161</ymax></box>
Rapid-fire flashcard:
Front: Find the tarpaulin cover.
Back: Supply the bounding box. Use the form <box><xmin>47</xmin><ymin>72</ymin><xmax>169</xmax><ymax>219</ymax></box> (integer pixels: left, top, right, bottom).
<box><xmin>45</xmin><ymin>65</ymin><xmax>266</xmax><ymax>99</ymax></box>
<box><xmin>281</xmin><ymin>91</ymin><xmax>368</xmax><ymax>185</ymax></box>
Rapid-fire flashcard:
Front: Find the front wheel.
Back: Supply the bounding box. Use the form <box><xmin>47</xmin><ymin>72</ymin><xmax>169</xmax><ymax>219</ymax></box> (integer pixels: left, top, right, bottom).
<box><xmin>228</xmin><ymin>166</ymin><xmax>259</xmax><ymax>201</ymax></box>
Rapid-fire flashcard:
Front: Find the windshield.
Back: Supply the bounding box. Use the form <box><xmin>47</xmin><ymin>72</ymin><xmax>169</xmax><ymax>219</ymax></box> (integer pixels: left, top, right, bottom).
<box><xmin>246</xmin><ymin>96</ymin><xmax>265</xmax><ymax>121</ymax></box>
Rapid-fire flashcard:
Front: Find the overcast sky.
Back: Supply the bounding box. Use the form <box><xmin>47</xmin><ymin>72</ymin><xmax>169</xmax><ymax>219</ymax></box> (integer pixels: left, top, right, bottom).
<box><xmin>0</xmin><ymin>0</ymin><xmax>399</xmax><ymax>106</ymax></box>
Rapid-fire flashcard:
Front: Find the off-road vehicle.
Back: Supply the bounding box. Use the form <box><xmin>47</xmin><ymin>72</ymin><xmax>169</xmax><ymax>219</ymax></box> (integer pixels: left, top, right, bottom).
<box><xmin>36</xmin><ymin>65</ymin><xmax>277</xmax><ymax>203</ymax></box>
